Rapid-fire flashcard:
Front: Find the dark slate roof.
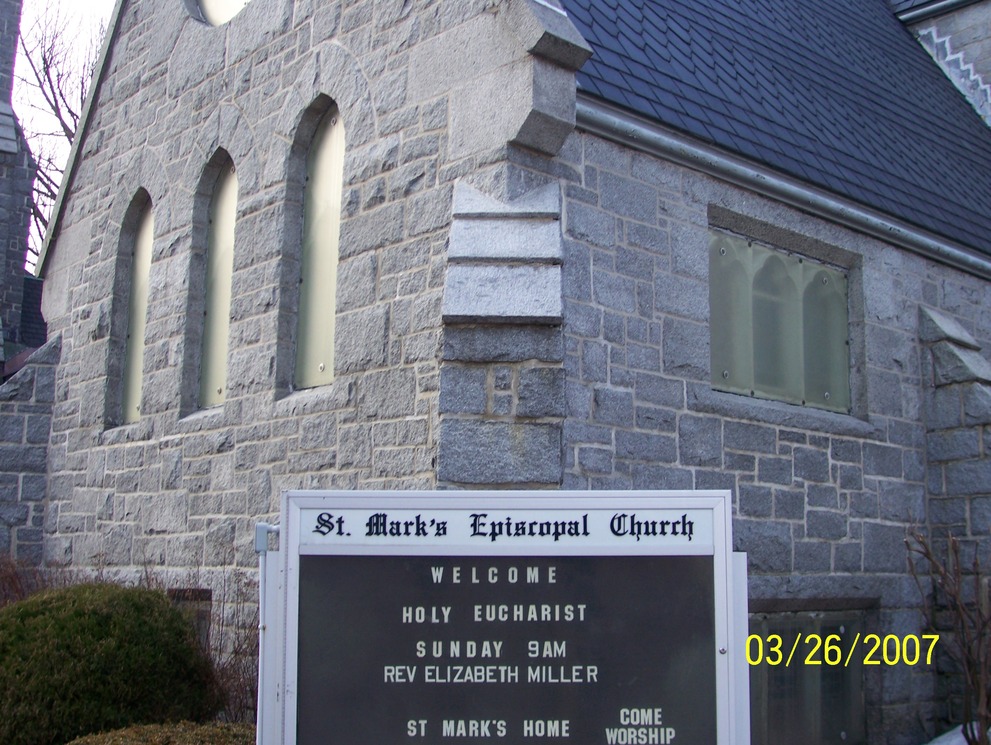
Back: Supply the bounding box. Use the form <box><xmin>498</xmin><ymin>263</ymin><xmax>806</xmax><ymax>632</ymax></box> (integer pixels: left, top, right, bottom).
<box><xmin>889</xmin><ymin>0</ymin><xmax>935</xmax><ymax>13</ymax></box>
<box><xmin>561</xmin><ymin>0</ymin><xmax>991</xmax><ymax>255</ymax></box>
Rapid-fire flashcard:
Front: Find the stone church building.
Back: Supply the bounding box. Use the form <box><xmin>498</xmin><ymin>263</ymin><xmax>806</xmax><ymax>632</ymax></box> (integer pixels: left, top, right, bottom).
<box><xmin>5</xmin><ymin>0</ymin><xmax>991</xmax><ymax>742</ymax></box>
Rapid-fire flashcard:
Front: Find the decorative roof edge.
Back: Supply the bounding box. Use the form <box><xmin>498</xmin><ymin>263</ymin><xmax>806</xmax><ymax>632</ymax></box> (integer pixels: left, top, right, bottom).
<box><xmin>36</xmin><ymin>0</ymin><xmax>126</xmax><ymax>277</ymax></box>
<box><xmin>896</xmin><ymin>0</ymin><xmax>984</xmax><ymax>23</ymax></box>
<box><xmin>576</xmin><ymin>94</ymin><xmax>991</xmax><ymax>280</ymax></box>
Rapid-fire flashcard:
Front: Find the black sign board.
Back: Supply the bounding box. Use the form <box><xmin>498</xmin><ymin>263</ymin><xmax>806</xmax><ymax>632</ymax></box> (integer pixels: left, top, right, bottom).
<box><xmin>279</xmin><ymin>492</ymin><xmax>735</xmax><ymax>745</ymax></box>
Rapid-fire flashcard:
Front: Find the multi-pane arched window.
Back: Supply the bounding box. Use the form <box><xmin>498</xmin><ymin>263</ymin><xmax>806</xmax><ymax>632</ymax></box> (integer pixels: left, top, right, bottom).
<box><xmin>709</xmin><ymin>229</ymin><xmax>850</xmax><ymax>413</ymax></box>
<box><xmin>199</xmin><ymin>158</ymin><xmax>238</xmax><ymax>408</ymax></box>
<box><xmin>120</xmin><ymin>199</ymin><xmax>153</xmax><ymax>424</ymax></box>
<box><xmin>294</xmin><ymin>106</ymin><xmax>345</xmax><ymax>390</ymax></box>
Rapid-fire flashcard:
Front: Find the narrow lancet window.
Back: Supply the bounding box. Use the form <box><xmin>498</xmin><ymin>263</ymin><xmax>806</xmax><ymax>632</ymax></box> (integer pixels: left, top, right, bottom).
<box><xmin>199</xmin><ymin>162</ymin><xmax>238</xmax><ymax>408</ymax></box>
<box><xmin>295</xmin><ymin>107</ymin><xmax>345</xmax><ymax>390</ymax></box>
<box><xmin>121</xmin><ymin>203</ymin><xmax>153</xmax><ymax>424</ymax></box>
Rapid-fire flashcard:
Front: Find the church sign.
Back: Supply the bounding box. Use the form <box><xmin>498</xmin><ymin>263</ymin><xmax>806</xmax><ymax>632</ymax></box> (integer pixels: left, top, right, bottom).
<box><xmin>274</xmin><ymin>491</ymin><xmax>742</xmax><ymax>744</ymax></box>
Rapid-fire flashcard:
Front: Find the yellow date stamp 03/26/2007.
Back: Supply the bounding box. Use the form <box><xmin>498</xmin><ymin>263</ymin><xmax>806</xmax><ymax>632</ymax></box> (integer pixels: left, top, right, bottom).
<box><xmin>746</xmin><ymin>633</ymin><xmax>939</xmax><ymax>667</ymax></box>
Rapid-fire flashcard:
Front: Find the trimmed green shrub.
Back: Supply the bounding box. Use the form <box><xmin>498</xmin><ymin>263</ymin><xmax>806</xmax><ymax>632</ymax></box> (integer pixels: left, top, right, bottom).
<box><xmin>66</xmin><ymin>722</ymin><xmax>255</xmax><ymax>745</ymax></box>
<box><xmin>0</xmin><ymin>583</ymin><xmax>223</xmax><ymax>745</ymax></box>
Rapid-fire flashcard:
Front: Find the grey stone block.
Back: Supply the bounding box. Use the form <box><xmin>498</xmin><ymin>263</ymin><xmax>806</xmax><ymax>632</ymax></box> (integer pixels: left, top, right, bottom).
<box><xmin>794</xmin><ymin>447</ymin><xmax>830</xmax><ymax>483</ymax></box>
<box><xmin>439</xmin><ymin>365</ymin><xmax>488</xmax><ymax>415</ymax></box>
<box><xmin>678</xmin><ymin>415</ymin><xmax>721</xmax><ymax>467</ymax></box>
<box><xmin>932</xmin><ymin>342</ymin><xmax>991</xmax><ymax>385</ymax></box>
<box><xmin>518</xmin><ymin>367</ymin><xmax>565</xmax><ymax>418</ymax></box>
<box><xmin>0</xmin><ymin>415</ymin><xmax>22</xmax><ymax>443</ymax></box>
<box><xmin>578</xmin><ymin>446</ymin><xmax>613</xmax><ymax>474</ymax></box>
<box><xmin>634</xmin><ymin>405</ymin><xmax>677</xmax><ymax>433</ymax></box>
<box><xmin>506</xmin><ymin>0</ymin><xmax>593</xmax><ymax>70</ymax></box>
<box><xmin>662</xmin><ymin>318</ymin><xmax>708</xmax><ymax>381</ymax></box>
<box><xmin>862</xmin><ymin>522</ymin><xmax>909</xmax><ymax>573</ymax></box>
<box><xmin>833</xmin><ymin>541</ymin><xmax>862</xmax><ymax>572</ymax></box>
<box><xmin>794</xmin><ymin>541</ymin><xmax>832</xmax><ymax>572</ymax></box>
<box><xmin>879</xmin><ymin>482</ymin><xmax>925</xmax><ymax>523</ymax></box>
<box><xmin>927</xmin><ymin>429</ymin><xmax>980</xmax><ymax>462</ymax></box>
<box><xmin>944</xmin><ymin>459</ymin><xmax>991</xmax><ymax>496</ymax></box>
<box><xmin>438</xmin><ymin>419</ymin><xmax>561</xmax><ymax>484</ymax></box>
<box><xmin>758</xmin><ymin>456</ymin><xmax>792</xmax><ymax>486</ymax></box>
<box><xmin>357</xmin><ymin>368</ymin><xmax>416</xmax><ymax>419</ymax></box>
<box><xmin>630</xmin><ymin>464</ymin><xmax>692</xmax><ymax>490</ymax></box>
<box><xmin>633</xmin><ymin>372</ymin><xmax>683</xmax><ymax>408</ymax></box>
<box><xmin>864</xmin><ymin>443</ymin><xmax>903</xmax><ymax>478</ymax></box>
<box><xmin>448</xmin><ymin>217</ymin><xmax>561</xmax><ymax>263</ymax></box>
<box><xmin>724</xmin><ymin>421</ymin><xmax>777</xmax><ymax>454</ymax></box>
<box><xmin>563</xmin><ymin>246</ymin><xmax>594</xmax><ymax>304</ymax></box>
<box><xmin>807</xmin><ymin>510</ymin><xmax>847</xmax><ymax>540</ymax></box>
<box><xmin>849</xmin><ymin>490</ymin><xmax>879</xmax><ymax>519</ymax></box>
<box><xmin>565</xmin><ymin>202</ymin><xmax>616</xmax><ymax>247</ymax></box>
<box><xmin>19</xmin><ymin>474</ymin><xmax>46</xmax><ymax>502</ymax></box>
<box><xmin>734</xmin><ymin>519</ymin><xmax>792</xmax><ymax>573</ymax></box>
<box><xmin>963</xmin><ymin>384</ymin><xmax>991</xmax><ymax>425</ymax></box>
<box><xmin>695</xmin><ymin>469</ymin><xmax>735</xmax><ymax>491</ymax></box>
<box><xmin>340</xmin><ymin>202</ymin><xmax>405</xmax><ymax>258</ymax></box>
<box><xmin>807</xmin><ymin>484</ymin><xmax>838</xmax><ymax>508</ymax></box>
<box><xmin>839</xmin><ymin>464</ymin><xmax>864</xmax><ymax>490</ymax></box>
<box><xmin>918</xmin><ymin>306</ymin><xmax>979</xmax><ymax>347</ymax></box>
<box><xmin>927</xmin><ymin>385</ymin><xmax>963</xmax><ymax>429</ymax></box>
<box><xmin>580</xmin><ymin>341</ymin><xmax>608</xmax><ymax>383</ymax></box>
<box><xmin>773</xmin><ymin>489</ymin><xmax>805</xmax><ymax>520</ymax></box>
<box><xmin>616</xmin><ymin>430</ymin><xmax>676</xmax><ymax>463</ymax></box>
<box><xmin>336</xmin><ymin>305</ymin><xmax>390</xmax><ymax>374</ymax></box>
<box><xmin>443</xmin><ymin>264</ymin><xmax>562</xmax><ymax>323</ymax></box>
<box><xmin>739</xmin><ymin>484</ymin><xmax>772</xmax><ymax>517</ymax></box>
<box><xmin>830</xmin><ymin>438</ymin><xmax>862</xmax><ymax>463</ymax></box>
<box><xmin>654</xmin><ymin>271</ymin><xmax>708</xmax><ymax>322</ymax></box>
<box><xmin>592</xmin><ymin>387</ymin><xmax>633</xmax><ymax>426</ymax></box>
<box><xmin>592</xmin><ymin>269</ymin><xmax>636</xmax><ymax>314</ymax></box>
<box><xmin>444</xmin><ymin>326</ymin><xmax>563</xmax><ymax>362</ymax></box>
<box><xmin>599</xmin><ymin>171</ymin><xmax>656</xmax><ymax>224</ymax></box>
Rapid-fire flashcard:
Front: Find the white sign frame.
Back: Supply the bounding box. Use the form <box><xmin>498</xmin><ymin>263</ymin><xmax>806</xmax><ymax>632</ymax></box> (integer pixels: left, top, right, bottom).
<box><xmin>276</xmin><ymin>489</ymin><xmax>741</xmax><ymax>745</ymax></box>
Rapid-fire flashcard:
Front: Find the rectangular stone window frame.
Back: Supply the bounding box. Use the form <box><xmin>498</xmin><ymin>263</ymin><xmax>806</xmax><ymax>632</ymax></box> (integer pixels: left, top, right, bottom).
<box><xmin>706</xmin><ymin>206</ymin><xmax>867</xmax><ymax>423</ymax></box>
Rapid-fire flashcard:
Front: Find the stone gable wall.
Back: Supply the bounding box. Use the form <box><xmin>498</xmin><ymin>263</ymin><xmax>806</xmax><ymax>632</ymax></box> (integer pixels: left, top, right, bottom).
<box><xmin>37</xmin><ymin>0</ymin><xmax>588</xmax><ymax>583</ymax></box>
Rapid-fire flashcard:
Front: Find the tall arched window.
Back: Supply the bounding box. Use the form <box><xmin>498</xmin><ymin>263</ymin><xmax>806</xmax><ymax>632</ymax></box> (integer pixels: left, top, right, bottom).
<box><xmin>121</xmin><ymin>201</ymin><xmax>153</xmax><ymax>424</ymax></box>
<box><xmin>295</xmin><ymin>106</ymin><xmax>345</xmax><ymax>390</ymax></box>
<box><xmin>199</xmin><ymin>160</ymin><xmax>238</xmax><ymax>408</ymax></box>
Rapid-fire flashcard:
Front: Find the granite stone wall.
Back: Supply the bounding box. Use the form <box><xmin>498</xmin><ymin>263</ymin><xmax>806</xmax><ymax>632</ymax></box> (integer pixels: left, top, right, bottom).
<box><xmin>486</xmin><ymin>127</ymin><xmax>991</xmax><ymax>743</ymax></box>
<box><xmin>0</xmin><ymin>338</ymin><xmax>58</xmax><ymax>563</ymax></box>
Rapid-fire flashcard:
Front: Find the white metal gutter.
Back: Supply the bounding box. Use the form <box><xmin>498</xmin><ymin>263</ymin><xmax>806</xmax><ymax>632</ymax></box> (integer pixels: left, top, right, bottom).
<box><xmin>576</xmin><ymin>94</ymin><xmax>991</xmax><ymax>280</ymax></box>
<box><xmin>897</xmin><ymin>0</ymin><xmax>984</xmax><ymax>24</ymax></box>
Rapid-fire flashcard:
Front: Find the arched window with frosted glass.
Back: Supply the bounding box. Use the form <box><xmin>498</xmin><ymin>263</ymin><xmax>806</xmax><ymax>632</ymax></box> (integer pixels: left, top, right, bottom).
<box><xmin>295</xmin><ymin>106</ymin><xmax>345</xmax><ymax>390</ymax></box>
<box><xmin>199</xmin><ymin>159</ymin><xmax>238</xmax><ymax>409</ymax></box>
<box><xmin>120</xmin><ymin>199</ymin><xmax>153</xmax><ymax>424</ymax></box>
<box><xmin>709</xmin><ymin>228</ymin><xmax>850</xmax><ymax>413</ymax></box>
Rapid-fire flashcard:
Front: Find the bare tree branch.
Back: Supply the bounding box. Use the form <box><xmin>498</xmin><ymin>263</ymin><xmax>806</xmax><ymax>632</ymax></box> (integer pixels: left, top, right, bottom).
<box><xmin>14</xmin><ymin>7</ymin><xmax>105</xmax><ymax>269</ymax></box>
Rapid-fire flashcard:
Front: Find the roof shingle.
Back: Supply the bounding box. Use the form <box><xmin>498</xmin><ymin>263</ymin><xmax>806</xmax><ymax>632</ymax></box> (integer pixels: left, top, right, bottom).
<box><xmin>562</xmin><ymin>0</ymin><xmax>991</xmax><ymax>255</ymax></box>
